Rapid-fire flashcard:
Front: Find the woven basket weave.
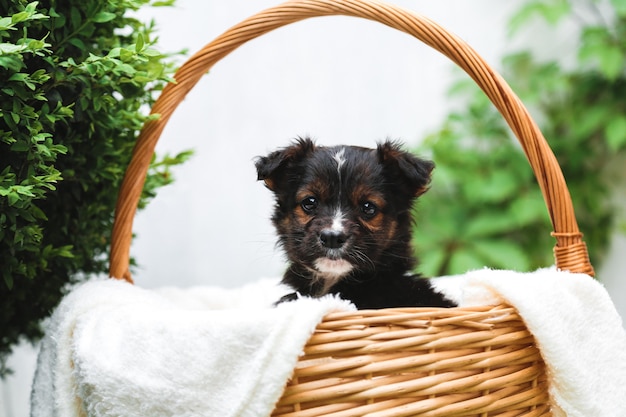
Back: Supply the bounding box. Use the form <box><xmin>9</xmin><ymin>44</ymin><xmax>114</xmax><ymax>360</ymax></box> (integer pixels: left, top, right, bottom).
<box><xmin>109</xmin><ymin>1</ymin><xmax>595</xmax><ymax>416</ymax></box>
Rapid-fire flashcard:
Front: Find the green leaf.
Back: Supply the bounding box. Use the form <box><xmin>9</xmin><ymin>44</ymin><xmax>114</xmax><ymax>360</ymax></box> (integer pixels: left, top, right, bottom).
<box><xmin>119</xmin><ymin>48</ymin><xmax>134</xmax><ymax>62</ymax></box>
<box><xmin>472</xmin><ymin>240</ymin><xmax>532</xmax><ymax>271</ymax></box>
<box><xmin>464</xmin><ymin>212</ymin><xmax>517</xmax><ymax>238</ymax></box>
<box><xmin>0</xmin><ymin>42</ymin><xmax>27</xmax><ymax>54</ymax></box>
<box><xmin>509</xmin><ymin>195</ymin><xmax>548</xmax><ymax>227</ymax></box>
<box><xmin>51</xmin><ymin>12</ymin><xmax>66</xmax><ymax>29</ymax></box>
<box><xmin>48</xmin><ymin>6</ymin><xmax>60</xmax><ymax>18</ymax></box>
<box><xmin>135</xmin><ymin>33</ymin><xmax>144</xmax><ymax>53</ymax></box>
<box><xmin>116</xmin><ymin>63</ymin><xmax>136</xmax><ymax>75</ymax></box>
<box><xmin>107</xmin><ymin>47</ymin><xmax>121</xmax><ymax>58</ymax></box>
<box><xmin>30</xmin><ymin>205</ymin><xmax>48</xmax><ymax>221</ymax></box>
<box><xmin>449</xmin><ymin>248</ymin><xmax>488</xmax><ymax>275</ymax></box>
<box><xmin>68</xmin><ymin>37</ymin><xmax>86</xmax><ymax>50</ymax></box>
<box><xmin>6</xmin><ymin>190</ymin><xmax>20</xmax><ymax>206</ymax></box>
<box><xmin>8</xmin><ymin>73</ymin><xmax>27</xmax><ymax>82</ymax></box>
<box><xmin>56</xmin><ymin>245</ymin><xmax>74</xmax><ymax>258</ymax></box>
<box><xmin>575</xmin><ymin>106</ymin><xmax>611</xmax><ymax>139</ymax></box>
<box><xmin>605</xmin><ymin>116</ymin><xmax>626</xmax><ymax>152</ymax></box>
<box><xmin>70</xmin><ymin>7</ymin><xmax>81</xmax><ymax>29</ymax></box>
<box><xmin>417</xmin><ymin>248</ymin><xmax>447</xmax><ymax>277</ymax></box>
<box><xmin>92</xmin><ymin>11</ymin><xmax>116</xmax><ymax>23</ymax></box>
<box><xmin>11</xmin><ymin>12</ymin><xmax>30</xmax><ymax>24</ymax></box>
<box><xmin>532</xmin><ymin>0</ymin><xmax>570</xmax><ymax>24</ymax></box>
<box><xmin>578</xmin><ymin>27</ymin><xmax>625</xmax><ymax>80</ymax></box>
<box><xmin>141</xmin><ymin>48</ymin><xmax>162</xmax><ymax>58</ymax></box>
<box><xmin>0</xmin><ymin>16</ymin><xmax>13</xmax><ymax>30</ymax></box>
<box><xmin>0</xmin><ymin>56</ymin><xmax>24</xmax><ymax>71</ymax></box>
<box><xmin>598</xmin><ymin>47</ymin><xmax>624</xmax><ymax>80</ymax></box>
<box><xmin>10</xmin><ymin>141</ymin><xmax>30</xmax><ymax>152</ymax></box>
<box><xmin>478</xmin><ymin>172</ymin><xmax>521</xmax><ymax>203</ymax></box>
<box><xmin>14</xmin><ymin>186</ymin><xmax>35</xmax><ymax>197</ymax></box>
<box><xmin>508</xmin><ymin>0</ymin><xmax>570</xmax><ymax>35</ymax></box>
<box><xmin>152</xmin><ymin>0</ymin><xmax>176</xmax><ymax>6</ymax></box>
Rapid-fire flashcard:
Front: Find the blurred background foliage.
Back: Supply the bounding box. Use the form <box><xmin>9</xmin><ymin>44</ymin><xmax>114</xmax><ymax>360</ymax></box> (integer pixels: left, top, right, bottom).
<box><xmin>414</xmin><ymin>0</ymin><xmax>626</xmax><ymax>276</ymax></box>
<box><xmin>0</xmin><ymin>0</ymin><xmax>188</xmax><ymax>375</ymax></box>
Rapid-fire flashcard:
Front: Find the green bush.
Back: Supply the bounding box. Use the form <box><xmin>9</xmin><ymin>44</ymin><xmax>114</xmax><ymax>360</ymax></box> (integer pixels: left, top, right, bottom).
<box><xmin>0</xmin><ymin>0</ymin><xmax>188</xmax><ymax>375</ymax></box>
<box><xmin>415</xmin><ymin>0</ymin><xmax>626</xmax><ymax>276</ymax></box>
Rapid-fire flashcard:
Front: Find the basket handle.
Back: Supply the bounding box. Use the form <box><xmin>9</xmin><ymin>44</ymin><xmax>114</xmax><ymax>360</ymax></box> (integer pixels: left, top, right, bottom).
<box><xmin>109</xmin><ymin>0</ymin><xmax>594</xmax><ymax>282</ymax></box>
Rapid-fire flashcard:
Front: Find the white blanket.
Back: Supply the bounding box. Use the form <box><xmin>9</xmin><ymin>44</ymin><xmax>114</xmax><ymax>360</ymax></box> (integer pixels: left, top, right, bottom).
<box><xmin>432</xmin><ymin>268</ymin><xmax>626</xmax><ymax>417</ymax></box>
<box><xmin>30</xmin><ymin>278</ymin><xmax>354</xmax><ymax>417</ymax></box>
<box><xmin>31</xmin><ymin>268</ymin><xmax>626</xmax><ymax>417</ymax></box>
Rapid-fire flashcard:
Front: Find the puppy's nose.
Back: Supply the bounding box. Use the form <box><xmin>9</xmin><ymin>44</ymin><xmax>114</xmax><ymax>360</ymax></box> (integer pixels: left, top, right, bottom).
<box><xmin>320</xmin><ymin>229</ymin><xmax>348</xmax><ymax>249</ymax></box>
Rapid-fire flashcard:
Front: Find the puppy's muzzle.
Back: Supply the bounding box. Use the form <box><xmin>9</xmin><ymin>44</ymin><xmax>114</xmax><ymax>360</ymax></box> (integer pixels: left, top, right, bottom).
<box><xmin>319</xmin><ymin>229</ymin><xmax>349</xmax><ymax>249</ymax></box>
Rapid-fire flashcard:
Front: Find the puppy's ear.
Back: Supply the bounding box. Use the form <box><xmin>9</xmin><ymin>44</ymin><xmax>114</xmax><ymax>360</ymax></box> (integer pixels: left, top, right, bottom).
<box><xmin>255</xmin><ymin>137</ymin><xmax>316</xmax><ymax>192</ymax></box>
<box><xmin>377</xmin><ymin>140</ymin><xmax>434</xmax><ymax>197</ymax></box>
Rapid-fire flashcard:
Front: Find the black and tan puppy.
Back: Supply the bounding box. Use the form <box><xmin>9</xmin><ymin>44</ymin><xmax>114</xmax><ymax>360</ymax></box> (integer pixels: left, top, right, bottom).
<box><xmin>256</xmin><ymin>137</ymin><xmax>455</xmax><ymax>309</ymax></box>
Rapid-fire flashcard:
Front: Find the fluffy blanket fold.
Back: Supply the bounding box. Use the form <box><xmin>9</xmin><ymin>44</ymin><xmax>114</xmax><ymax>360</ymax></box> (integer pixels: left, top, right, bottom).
<box><xmin>432</xmin><ymin>268</ymin><xmax>626</xmax><ymax>417</ymax></box>
<box><xmin>30</xmin><ymin>279</ymin><xmax>354</xmax><ymax>417</ymax></box>
<box><xmin>31</xmin><ymin>268</ymin><xmax>626</xmax><ymax>417</ymax></box>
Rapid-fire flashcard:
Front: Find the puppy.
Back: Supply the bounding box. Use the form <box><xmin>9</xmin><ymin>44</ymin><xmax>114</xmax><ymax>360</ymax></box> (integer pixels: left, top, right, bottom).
<box><xmin>255</xmin><ymin>137</ymin><xmax>455</xmax><ymax>309</ymax></box>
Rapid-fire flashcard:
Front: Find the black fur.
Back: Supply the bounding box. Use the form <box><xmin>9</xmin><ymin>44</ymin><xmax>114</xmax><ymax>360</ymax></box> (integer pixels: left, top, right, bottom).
<box><xmin>256</xmin><ymin>137</ymin><xmax>456</xmax><ymax>309</ymax></box>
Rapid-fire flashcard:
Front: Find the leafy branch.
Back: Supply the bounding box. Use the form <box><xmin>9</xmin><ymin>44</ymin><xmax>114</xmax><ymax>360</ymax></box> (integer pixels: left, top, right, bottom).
<box><xmin>0</xmin><ymin>0</ymin><xmax>185</xmax><ymax>376</ymax></box>
<box><xmin>415</xmin><ymin>0</ymin><xmax>626</xmax><ymax>276</ymax></box>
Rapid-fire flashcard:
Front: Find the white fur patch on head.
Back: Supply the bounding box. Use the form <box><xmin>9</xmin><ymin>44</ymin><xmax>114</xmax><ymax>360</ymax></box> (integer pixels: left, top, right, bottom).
<box><xmin>332</xmin><ymin>148</ymin><xmax>346</xmax><ymax>200</ymax></box>
<box><xmin>332</xmin><ymin>147</ymin><xmax>346</xmax><ymax>173</ymax></box>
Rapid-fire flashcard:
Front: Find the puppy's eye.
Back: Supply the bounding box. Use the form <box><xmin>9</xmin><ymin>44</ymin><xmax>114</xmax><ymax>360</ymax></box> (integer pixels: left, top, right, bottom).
<box><xmin>361</xmin><ymin>201</ymin><xmax>378</xmax><ymax>218</ymax></box>
<box><xmin>300</xmin><ymin>196</ymin><xmax>318</xmax><ymax>213</ymax></box>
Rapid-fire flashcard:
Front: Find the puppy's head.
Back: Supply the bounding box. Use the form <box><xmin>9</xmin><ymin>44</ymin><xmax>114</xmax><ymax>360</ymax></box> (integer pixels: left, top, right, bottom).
<box><xmin>256</xmin><ymin>137</ymin><xmax>434</xmax><ymax>291</ymax></box>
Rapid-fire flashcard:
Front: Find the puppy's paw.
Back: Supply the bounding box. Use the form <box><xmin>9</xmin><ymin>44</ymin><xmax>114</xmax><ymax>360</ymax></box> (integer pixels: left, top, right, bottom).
<box><xmin>274</xmin><ymin>292</ymin><xmax>300</xmax><ymax>305</ymax></box>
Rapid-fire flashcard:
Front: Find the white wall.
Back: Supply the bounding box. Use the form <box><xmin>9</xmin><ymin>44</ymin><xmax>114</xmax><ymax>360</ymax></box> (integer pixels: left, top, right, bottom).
<box><xmin>4</xmin><ymin>1</ymin><xmax>625</xmax><ymax>415</ymax></box>
<box><xmin>129</xmin><ymin>0</ymin><xmax>525</xmax><ymax>289</ymax></box>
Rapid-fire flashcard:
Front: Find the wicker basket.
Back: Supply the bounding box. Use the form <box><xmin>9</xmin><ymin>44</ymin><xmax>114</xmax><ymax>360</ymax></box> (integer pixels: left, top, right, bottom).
<box><xmin>108</xmin><ymin>1</ymin><xmax>595</xmax><ymax>416</ymax></box>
